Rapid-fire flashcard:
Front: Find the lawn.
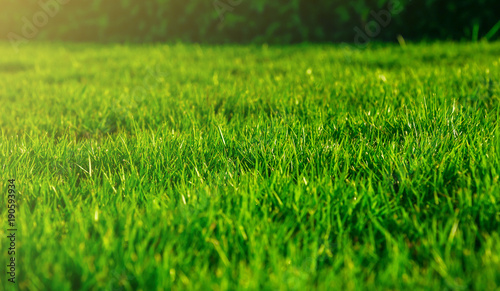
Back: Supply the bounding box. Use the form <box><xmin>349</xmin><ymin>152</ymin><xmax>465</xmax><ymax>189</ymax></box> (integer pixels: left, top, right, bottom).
<box><xmin>0</xmin><ymin>42</ymin><xmax>499</xmax><ymax>290</ymax></box>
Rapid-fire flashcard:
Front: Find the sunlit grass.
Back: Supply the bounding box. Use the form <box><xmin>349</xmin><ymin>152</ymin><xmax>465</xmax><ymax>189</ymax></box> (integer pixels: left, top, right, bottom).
<box><xmin>1</xmin><ymin>41</ymin><xmax>499</xmax><ymax>290</ymax></box>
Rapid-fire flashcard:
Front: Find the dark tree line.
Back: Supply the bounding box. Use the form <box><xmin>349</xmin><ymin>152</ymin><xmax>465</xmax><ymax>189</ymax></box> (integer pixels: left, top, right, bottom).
<box><xmin>1</xmin><ymin>0</ymin><xmax>499</xmax><ymax>44</ymax></box>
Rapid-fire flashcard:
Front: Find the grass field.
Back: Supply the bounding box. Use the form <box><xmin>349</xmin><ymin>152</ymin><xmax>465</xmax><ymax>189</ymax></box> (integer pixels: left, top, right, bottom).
<box><xmin>1</xmin><ymin>42</ymin><xmax>500</xmax><ymax>290</ymax></box>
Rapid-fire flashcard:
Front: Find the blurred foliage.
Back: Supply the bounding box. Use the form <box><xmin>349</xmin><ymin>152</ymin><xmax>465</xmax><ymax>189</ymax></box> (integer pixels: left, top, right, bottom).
<box><xmin>0</xmin><ymin>0</ymin><xmax>499</xmax><ymax>43</ymax></box>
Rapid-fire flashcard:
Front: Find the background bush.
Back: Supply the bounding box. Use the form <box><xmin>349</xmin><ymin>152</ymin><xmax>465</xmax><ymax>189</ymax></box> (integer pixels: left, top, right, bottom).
<box><xmin>1</xmin><ymin>0</ymin><xmax>499</xmax><ymax>44</ymax></box>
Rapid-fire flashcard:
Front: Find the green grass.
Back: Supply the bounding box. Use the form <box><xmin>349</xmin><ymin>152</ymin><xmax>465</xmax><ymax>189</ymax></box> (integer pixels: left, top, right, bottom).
<box><xmin>1</xmin><ymin>41</ymin><xmax>499</xmax><ymax>290</ymax></box>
